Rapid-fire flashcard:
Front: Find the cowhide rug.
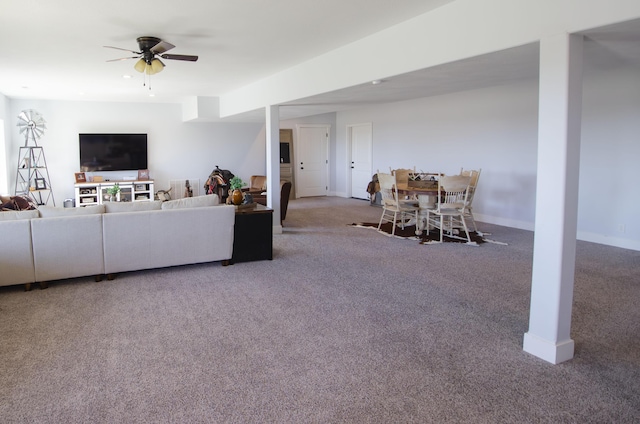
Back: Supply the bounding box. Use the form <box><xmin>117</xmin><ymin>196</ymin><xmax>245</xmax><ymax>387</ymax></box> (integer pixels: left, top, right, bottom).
<box><xmin>351</xmin><ymin>222</ymin><xmax>506</xmax><ymax>246</ymax></box>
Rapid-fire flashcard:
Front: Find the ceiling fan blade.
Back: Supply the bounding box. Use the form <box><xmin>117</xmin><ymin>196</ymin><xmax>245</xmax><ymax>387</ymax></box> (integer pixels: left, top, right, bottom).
<box><xmin>150</xmin><ymin>41</ymin><xmax>175</xmax><ymax>55</ymax></box>
<box><xmin>160</xmin><ymin>54</ymin><xmax>199</xmax><ymax>62</ymax></box>
<box><xmin>104</xmin><ymin>45</ymin><xmax>141</xmax><ymax>55</ymax></box>
<box><xmin>106</xmin><ymin>56</ymin><xmax>140</xmax><ymax>62</ymax></box>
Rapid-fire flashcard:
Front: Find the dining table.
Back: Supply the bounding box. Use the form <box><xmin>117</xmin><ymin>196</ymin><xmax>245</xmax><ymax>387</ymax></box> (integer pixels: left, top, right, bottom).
<box><xmin>396</xmin><ymin>182</ymin><xmax>441</xmax><ymax>234</ymax></box>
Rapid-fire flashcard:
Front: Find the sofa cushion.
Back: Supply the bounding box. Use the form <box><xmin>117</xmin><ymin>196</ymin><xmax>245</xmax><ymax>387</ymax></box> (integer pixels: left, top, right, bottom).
<box><xmin>0</xmin><ymin>209</ymin><xmax>40</xmax><ymax>221</ymax></box>
<box><xmin>38</xmin><ymin>204</ymin><xmax>105</xmax><ymax>217</ymax></box>
<box><xmin>105</xmin><ymin>200</ymin><xmax>163</xmax><ymax>213</ymax></box>
<box><xmin>161</xmin><ymin>194</ymin><xmax>219</xmax><ymax>210</ymax></box>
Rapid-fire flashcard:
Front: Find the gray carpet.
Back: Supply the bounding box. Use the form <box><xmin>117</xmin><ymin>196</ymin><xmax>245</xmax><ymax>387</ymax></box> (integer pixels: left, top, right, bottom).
<box><xmin>1</xmin><ymin>197</ymin><xmax>638</xmax><ymax>423</ymax></box>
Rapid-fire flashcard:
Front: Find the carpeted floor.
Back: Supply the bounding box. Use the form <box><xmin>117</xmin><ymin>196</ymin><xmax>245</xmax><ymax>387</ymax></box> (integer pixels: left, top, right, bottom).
<box><xmin>0</xmin><ymin>197</ymin><xmax>638</xmax><ymax>423</ymax></box>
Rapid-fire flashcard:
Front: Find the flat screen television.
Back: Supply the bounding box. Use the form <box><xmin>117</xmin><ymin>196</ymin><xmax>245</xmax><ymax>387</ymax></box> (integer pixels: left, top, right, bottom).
<box><xmin>79</xmin><ymin>133</ymin><xmax>148</xmax><ymax>172</ymax></box>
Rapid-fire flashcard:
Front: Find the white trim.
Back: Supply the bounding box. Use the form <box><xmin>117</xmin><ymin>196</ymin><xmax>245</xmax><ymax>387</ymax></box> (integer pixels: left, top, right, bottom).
<box><xmin>523</xmin><ymin>332</ymin><xmax>575</xmax><ymax>365</ymax></box>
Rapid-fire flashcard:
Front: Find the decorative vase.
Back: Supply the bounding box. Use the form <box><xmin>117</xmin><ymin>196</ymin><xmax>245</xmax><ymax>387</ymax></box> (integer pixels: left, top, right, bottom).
<box><xmin>231</xmin><ymin>189</ymin><xmax>243</xmax><ymax>205</ymax></box>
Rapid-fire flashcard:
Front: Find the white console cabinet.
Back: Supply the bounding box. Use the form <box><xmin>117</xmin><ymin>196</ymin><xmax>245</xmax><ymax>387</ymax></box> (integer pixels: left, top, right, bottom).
<box><xmin>75</xmin><ymin>180</ymin><xmax>154</xmax><ymax>207</ymax></box>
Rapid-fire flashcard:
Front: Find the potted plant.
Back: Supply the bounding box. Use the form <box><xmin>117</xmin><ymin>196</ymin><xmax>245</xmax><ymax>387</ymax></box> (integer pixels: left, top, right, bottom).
<box><xmin>228</xmin><ymin>176</ymin><xmax>245</xmax><ymax>205</ymax></box>
<box><xmin>106</xmin><ymin>183</ymin><xmax>121</xmax><ymax>202</ymax></box>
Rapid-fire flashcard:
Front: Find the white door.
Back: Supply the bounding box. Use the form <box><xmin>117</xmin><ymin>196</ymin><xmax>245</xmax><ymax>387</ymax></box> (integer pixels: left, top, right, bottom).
<box><xmin>349</xmin><ymin>123</ymin><xmax>372</xmax><ymax>200</ymax></box>
<box><xmin>296</xmin><ymin>125</ymin><xmax>329</xmax><ymax>198</ymax></box>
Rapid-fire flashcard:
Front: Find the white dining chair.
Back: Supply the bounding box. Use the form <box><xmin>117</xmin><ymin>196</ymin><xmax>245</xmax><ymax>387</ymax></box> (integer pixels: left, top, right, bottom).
<box><xmin>377</xmin><ymin>172</ymin><xmax>419</xmax><ymax>236</ymax></box>
<box><xmin>426</xmin><ymin>175</ymin><xmax>473</xmax><ymax>243</ymax></box>
<box><xmin>459</xmin><ymin>168</ymin><xmax>481</xmax><ymax>233</ymax></box>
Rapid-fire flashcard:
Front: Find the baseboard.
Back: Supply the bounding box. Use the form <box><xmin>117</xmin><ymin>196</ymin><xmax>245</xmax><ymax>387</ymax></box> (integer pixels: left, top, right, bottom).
<box><xmin>523</xmin><ymin>332</ymin><xmax>575</xmax><ymax>364</ymax></box>
<box><xmin>576</xmin><ymin>231</ymin><xmax>640</xmax><ymax>252</ymax></box>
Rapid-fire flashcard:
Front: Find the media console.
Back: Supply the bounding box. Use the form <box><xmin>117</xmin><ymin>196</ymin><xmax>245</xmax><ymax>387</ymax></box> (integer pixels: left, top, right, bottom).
<box><xmin>75</xmin><ymin>180</ymin><xmax>155</xmax><ymax>206</ymax></box>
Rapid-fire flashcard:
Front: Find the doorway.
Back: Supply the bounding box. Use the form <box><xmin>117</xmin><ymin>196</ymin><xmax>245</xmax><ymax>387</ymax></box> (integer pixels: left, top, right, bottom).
<box><xmin>348</xmin><ymin>123</ymin><xmax>372</xmax><ymax>200</ymax></box>
<box><xmin>295</xmin><ymin>124</ymin><xmax>329</xmax><ymax>198</ymax></box>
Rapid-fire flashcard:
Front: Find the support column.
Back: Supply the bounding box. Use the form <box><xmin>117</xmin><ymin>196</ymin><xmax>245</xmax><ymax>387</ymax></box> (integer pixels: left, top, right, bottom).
<box><xmin>265</xmin><ymin>105</ymin><xmax>282</xmax><ymax>234</ymax></box>
<box><xmin>523</xmin><ymin>34</ymin><xmax>583</xmax><ymax>364</ymax></box>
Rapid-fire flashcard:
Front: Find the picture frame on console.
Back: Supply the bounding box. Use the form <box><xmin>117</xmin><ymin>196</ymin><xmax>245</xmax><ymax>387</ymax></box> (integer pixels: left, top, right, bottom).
<box><xmin>138</xmin><ymin>169</ymin><xmax>150</xmax><ymax>180</ymax></box>
<box><xmin>74</xmin><ymin>172</ymin><xmax>86</xmax><ymax>183</ymax></box>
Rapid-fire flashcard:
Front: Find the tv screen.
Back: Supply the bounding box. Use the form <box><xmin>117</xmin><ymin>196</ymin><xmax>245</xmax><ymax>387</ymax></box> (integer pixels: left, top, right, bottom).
<box><xmin>79</xmin><ymin>133</ymin><xmax>148</xmax><ymax>172</ymax></box>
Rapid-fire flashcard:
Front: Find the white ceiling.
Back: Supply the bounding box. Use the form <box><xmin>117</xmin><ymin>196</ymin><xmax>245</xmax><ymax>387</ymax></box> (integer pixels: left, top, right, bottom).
<box><xmin>1</xmin><ymin>0</ymin><xmax>639</xmax><ymax>123</ymax></box>
<box><xmin>0</xmin><ymin>0</ymin><xmax>451</xmax><ymax>103</ymax></box>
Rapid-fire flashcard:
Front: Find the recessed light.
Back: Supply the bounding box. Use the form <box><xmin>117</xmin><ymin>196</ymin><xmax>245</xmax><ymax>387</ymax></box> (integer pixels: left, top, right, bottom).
<box><xmin>148</xmin><ymin>93</ymin><xmax>155</xmax><ymax>97</ymax></box>
<box><xmin>122</xmin><ymin>75</ymin><xmax>132</xmax><ymax>79</ymax></box>
<box><xmin>371</xmin><ymin>80</ymin><xmax>383</xmax><ymax>85</ymax></box>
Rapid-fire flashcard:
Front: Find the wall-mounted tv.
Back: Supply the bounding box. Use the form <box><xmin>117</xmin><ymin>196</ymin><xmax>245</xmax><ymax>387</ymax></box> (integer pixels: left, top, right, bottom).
<box><xmin>79</xmin><ymin>133</ymin><xmax>148</xmax><ymax>172</ymax></box>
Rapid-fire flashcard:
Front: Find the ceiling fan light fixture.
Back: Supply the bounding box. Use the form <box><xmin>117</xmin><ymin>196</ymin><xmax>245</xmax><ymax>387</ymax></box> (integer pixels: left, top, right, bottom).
<box><xmin>150</xmin><ymin>58</ymin><xmax>165</xmax><ymax>74</ymax></box>
<box><xmin>134</xmin><ymin>58</ymin><xmax>146</xmax><ymax>73</ymax></box>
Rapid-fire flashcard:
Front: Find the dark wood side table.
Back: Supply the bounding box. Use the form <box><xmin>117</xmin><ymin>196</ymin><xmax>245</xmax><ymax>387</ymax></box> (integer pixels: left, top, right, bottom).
<box><xmin>231</xmin><ymin>203</ymin><xmax>273</xmax><ymax>264</ymax></box>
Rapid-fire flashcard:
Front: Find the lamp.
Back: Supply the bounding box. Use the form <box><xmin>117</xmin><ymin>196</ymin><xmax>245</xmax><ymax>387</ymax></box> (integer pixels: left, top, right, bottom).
<box><xmin>133</xmin><ymin>58</ymin><xmax>165</xmax><ymax>75</ymax></box>
<box><xmin>134</xmin><ymin>58</ymin><xmax>146</xmax><ymax>73</ymax></box>
<box><xmin>149</xmin><ymin>58</ymin><xmax>165</xmax><ymax>74</ymax></box>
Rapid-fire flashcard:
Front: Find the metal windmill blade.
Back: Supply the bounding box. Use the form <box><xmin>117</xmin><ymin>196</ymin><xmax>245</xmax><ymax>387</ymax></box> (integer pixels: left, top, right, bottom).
<box><xmin>17</xmin><ymin>109</ymin><xmax>47</xmax><ymax>146</ymax></box>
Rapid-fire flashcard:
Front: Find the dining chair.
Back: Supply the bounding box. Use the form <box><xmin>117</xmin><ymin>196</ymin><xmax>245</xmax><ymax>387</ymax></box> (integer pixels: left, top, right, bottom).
<box><xmin>459</xmin><ymin>168</ymin><xmax>481</xmax><ymax>232</ymax></box>
<box><xmin>247</xmin><ymin>175</ymin><xmax>267</xmax><ymax>193</ymax></box>
<box><xmin>391</xmin><ymin>167</ymin><xmax>414</xmax><ymax>185</ymax></box>
<box><xmin>426</xmin><ymin>175</ymin><xmax>473</xmax><ymax>243</ymax></box>
<box><xmin>377</xmin><ymin>172</ymin><xmax>419</xmax><ymax>236</ymax></box>
<box><xmin>391</xmin><ymin>167</ymin><xmax>417</xmax><ymax>200</ymax></box>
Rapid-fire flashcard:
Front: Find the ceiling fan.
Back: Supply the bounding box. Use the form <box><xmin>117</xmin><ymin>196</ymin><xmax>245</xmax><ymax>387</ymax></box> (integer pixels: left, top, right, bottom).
<box><xmin>104</xmin><ymin>36</ymin><xmax>198</xmax><ymax>75</ymax></box>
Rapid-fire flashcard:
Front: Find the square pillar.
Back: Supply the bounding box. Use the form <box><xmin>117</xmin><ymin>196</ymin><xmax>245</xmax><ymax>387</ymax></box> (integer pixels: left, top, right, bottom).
<box><xmin>265</xmin><ymin>105</ymin><xmax>282</xmax><ymax>233</ymax></box>
<box><xmin>523</xmin><ymin>33</ymin><xmax>583</xmax><ymax>364</ymax></box>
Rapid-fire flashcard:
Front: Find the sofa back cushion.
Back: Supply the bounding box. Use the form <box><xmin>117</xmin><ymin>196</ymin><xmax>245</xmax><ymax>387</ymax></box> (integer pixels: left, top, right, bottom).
<box><xmin>161</xmin><ymin>194</ymin><xmax>219</xmax><ymax>210</ymax></box>
<box><xmin>0</xmin><ymin>209</ymin><xmax>40</xmax><ymax>221</ymax></box>
<box><xmin>105</xmin><ymin>200</ymin><xmax>163</xmax><ymax>213</ymax></box>
<box><xmin>38</xmin><ymin>204</ymin><xmax>105</xmax><ymax>218</ymax></box>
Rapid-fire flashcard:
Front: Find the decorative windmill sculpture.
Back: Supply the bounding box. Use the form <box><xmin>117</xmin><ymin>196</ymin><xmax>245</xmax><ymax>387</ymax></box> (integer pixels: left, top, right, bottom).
<box><xmin>14</xmin><ymin>109</ymin><xmax>55</xmax><ymax>206</ymax></box>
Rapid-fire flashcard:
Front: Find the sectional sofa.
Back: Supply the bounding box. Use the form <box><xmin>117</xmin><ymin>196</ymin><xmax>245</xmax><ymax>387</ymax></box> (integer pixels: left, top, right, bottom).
<box><xmin>0</xmin><ymin>195</ymin><xmax>235</xmax><ymax>290</ymax></box>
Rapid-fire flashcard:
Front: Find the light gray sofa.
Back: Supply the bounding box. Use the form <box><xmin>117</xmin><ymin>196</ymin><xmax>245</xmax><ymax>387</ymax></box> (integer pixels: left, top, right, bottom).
<box><xmin>0</xmin><ymin>210</ymin><xmax>38</xmax><ymax>287</ymax></box>
<box><xmin>0</xmin><ymin>195</ymin><xmax>235</xmax><ymax>290</ymax></box>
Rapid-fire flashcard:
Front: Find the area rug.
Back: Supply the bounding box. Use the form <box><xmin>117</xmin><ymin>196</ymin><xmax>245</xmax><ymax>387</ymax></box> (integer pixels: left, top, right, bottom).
<box><xmin>351</xmin><ymin>222</ymin><xmax>506</xmax><ymax>246</ymax></box>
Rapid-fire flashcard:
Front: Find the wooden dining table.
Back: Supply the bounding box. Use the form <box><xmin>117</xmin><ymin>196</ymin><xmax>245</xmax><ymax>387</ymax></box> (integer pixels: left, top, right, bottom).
<box><xmin>396</xmin><ymin>183</ymin><xmax>441</xmax><ymax>234</ymax></box>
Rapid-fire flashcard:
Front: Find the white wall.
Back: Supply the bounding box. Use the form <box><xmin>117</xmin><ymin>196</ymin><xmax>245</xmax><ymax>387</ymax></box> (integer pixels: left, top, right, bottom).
<box><xmin>579</xmin><ymin>65</ymin><xmax>640</xmax><ymax>248</ymax></box>
<box><xmin>335</xmin><ymin>64</ymin><xmax>640</xmax><ymax>250</ymax></box>
<box><xmin>337</xmin><ymin>78</ymin><xmax>540</xmax><ymax>229</ymax></box>
<box><xmin>0</xmin><ymin>93</ymin><xmax>9</xmax><ymax>194</ymax></box>
<box><xmin>5</xmin><ymin>99</ymin><xmax>264</xmax><ymax>202</ymax></box>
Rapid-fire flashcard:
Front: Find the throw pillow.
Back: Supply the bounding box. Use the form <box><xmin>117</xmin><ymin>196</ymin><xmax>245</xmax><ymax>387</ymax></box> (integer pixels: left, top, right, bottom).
<box><xmin>161</xmin><ymin>194</ymin><xmax>220</xmax><ymax>210</ymax></box>
<box><xmin>0</xmin><ymin>195</ymin><xmax>38</xmax><ymax>211</ymax></box>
